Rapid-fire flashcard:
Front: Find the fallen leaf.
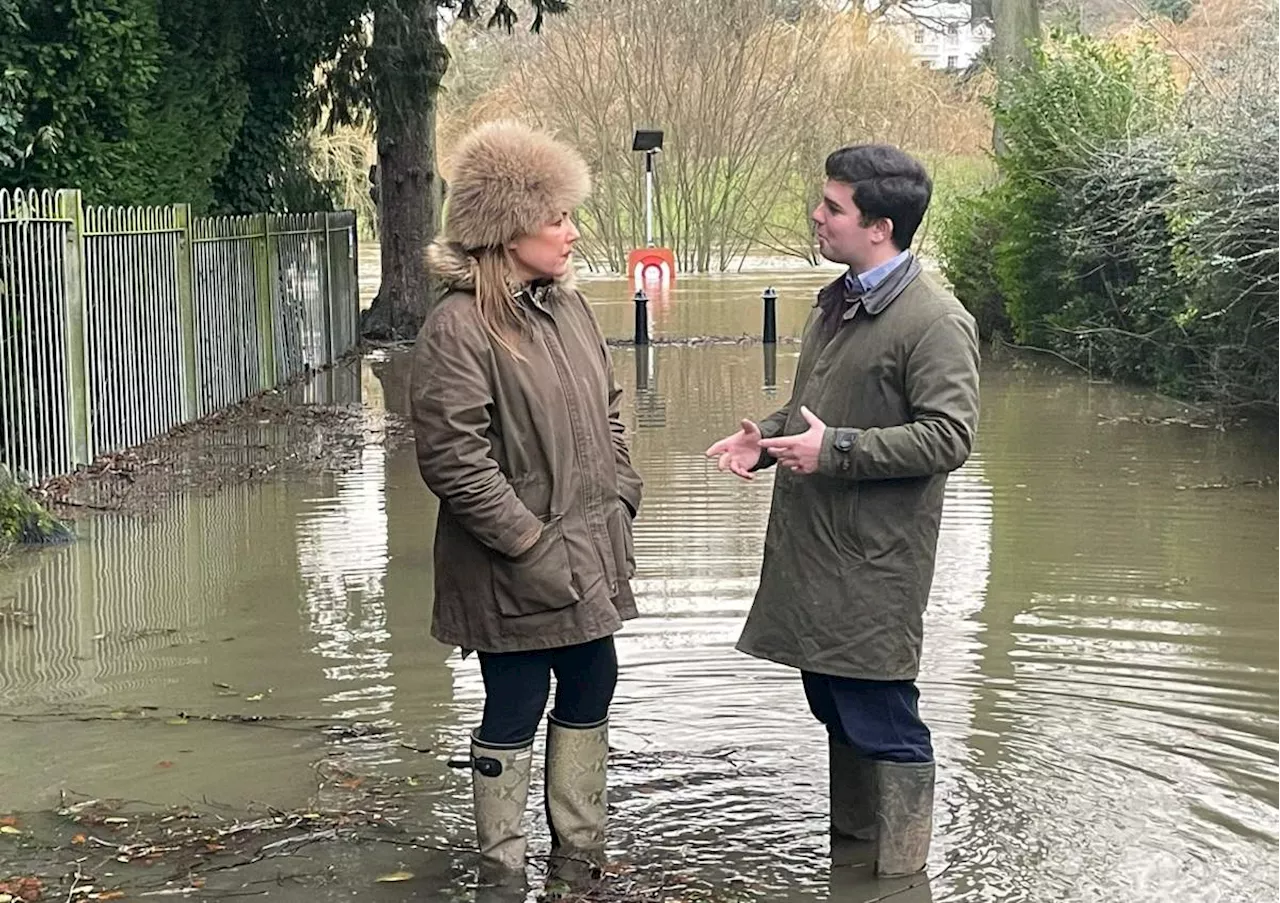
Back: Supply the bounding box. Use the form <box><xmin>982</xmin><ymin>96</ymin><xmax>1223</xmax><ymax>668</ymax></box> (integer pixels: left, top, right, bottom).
<box><xmin>339</xmin><ymin>777</ymin><xmax>364</xmax><ymax>789</ymax></box>
<box><xmin>102</xmin><ymin>817</ymin><xmax>129</xmax><ymax>826</ymax></box>
<box><xmin>376</xmin><ymin>871</ymin><xmax>414</xmax><ymax>883</ymax></box>
<box><xmin>156</xmin><ymin>761</ymin><xmax>174</xmax><ymax>768</ymax></box>
<box><xmin>72</xmin><ymin>834</ymin><xmax>87</xmax><ymax>844</ymax></box>
<box><xmin>0</xmin><ymin>816</ymin><xmax>17</xmax><ymax>827</ymax></box>
<box><xmin>244</xmin><ymin>693</ymin><xmax>264</xmax><ymax>702</ymax></box>
<box><xmin>0</xmin><ymin>876</ymin><xmax>43</xmax><ymax>903</ymax></box>
<box><xmin>0</xmin><ymin>825</ymin><xmax>21</xmax><ymax>835</ymax></box>
<box><xmin>92</xmin><ymin>893</ymin><xmax>126</xmax><ymax>901</ymax></box>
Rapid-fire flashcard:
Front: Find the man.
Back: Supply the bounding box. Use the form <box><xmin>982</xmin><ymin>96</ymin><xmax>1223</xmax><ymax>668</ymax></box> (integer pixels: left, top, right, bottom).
<box><xmin>705</xmin><ymin>144</ymin><xmax>979</xmax><ymax>878</ymax></box>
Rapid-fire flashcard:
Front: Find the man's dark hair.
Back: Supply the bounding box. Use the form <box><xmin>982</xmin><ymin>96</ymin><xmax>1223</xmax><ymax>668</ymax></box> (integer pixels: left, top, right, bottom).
<box><xmin>824</xmin><ymin>145</ymin><xmax>932</xmax><ymax>251</ymax></box>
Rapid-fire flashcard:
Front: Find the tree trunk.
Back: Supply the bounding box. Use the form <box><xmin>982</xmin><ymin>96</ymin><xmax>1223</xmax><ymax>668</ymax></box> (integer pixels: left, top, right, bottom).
<box><xmin>360</xmin><ymin>0</ymin><xmax>449</xmax><ymax>341</ymax></box>
<box><xmin>991</xmin><ymin>0</ymin><xmax>1040</xmax><ymax>154</ymax></box>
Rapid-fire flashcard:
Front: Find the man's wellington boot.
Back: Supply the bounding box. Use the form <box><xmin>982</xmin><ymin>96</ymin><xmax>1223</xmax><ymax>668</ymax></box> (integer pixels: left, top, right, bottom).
<box><xmin>830</xmin><ymin>736</ymin><xmax>878</xmax><ymax>867</ymax></box>
<box><xmin>873</xmin><ymin>760</ymin><xmax>934</xmax><ymax>878</ymax></box>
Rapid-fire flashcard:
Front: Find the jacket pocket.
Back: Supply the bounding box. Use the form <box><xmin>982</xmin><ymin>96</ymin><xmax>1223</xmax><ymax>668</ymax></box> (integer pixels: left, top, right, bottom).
<box><xmin>840</xmin><ymin>482</ymin><xmax>864</xmax><ymax>558</ymax></box>
<box><xmin>607</xmin><ymin>498</ymin><xmax>636</xmax><ymax>581</ymax></box>
<box><xmin>623</xmin><ymin>507</ymin><xmax>636</xmax><ymax>578</ymax></box>
<box><xmin>491</xmin><ymin>517</ymin><xmax>580</xmax><ymax>617</ymax></box>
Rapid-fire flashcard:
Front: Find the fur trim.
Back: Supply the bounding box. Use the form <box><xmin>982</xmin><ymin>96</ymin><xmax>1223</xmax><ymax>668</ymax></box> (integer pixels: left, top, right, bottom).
<box><xmin>425</xmin><ymin>240</ymin><xmax>578</xmax><ymax>293</ymax></box>
<box><xmin>425</xmin><ymin>241</ymin><xmax>476</xmax><ymax>291</ymax></box>
<box><xmin>443</xmin><ymin>120</ymin><xmax>591</xmax><ymax>250</ymax></box>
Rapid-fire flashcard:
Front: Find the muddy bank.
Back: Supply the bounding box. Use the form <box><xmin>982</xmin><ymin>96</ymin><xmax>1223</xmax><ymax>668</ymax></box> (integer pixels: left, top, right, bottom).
<box><xmin>31</xmin><ymin>380</ymin><xmax>410</xmax><ymax>523</ymax></box>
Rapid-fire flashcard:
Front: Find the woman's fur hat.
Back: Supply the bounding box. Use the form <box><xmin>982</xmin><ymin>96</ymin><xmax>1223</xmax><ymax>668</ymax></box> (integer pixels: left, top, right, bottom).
<box><xmin>443</xmin><ymin>120</ymin><xmax>591</xmax><ymax>250</ymax></box>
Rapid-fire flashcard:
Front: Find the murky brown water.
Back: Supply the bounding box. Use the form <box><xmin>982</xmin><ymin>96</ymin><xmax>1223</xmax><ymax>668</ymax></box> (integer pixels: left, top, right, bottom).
<box><xmin>2</xmin><ymin>268</ymin><xmax>1277</xmax><ymax>902</ymax></box>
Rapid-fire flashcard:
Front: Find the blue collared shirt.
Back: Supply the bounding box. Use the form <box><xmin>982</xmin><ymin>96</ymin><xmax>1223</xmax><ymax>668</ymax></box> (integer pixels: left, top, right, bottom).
<box><xmin>845</xmin><ymin>249</ymin><xmax>911</xmax><ymax>297</ymax></box>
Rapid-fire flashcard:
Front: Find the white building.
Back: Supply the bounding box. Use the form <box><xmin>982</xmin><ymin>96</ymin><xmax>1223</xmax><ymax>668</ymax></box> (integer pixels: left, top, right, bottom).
<box><xmin>873</xmin><ymin>1</ymin><xmax>992</xmax><ymax>71</ymax></box>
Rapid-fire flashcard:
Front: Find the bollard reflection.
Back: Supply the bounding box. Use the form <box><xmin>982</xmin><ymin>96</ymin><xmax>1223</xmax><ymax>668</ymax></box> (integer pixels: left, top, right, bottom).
<box><xmin>633</xmin><ymin>344</ymin><xmax>666</xmax><ymax>430</ymax></box>
<box><xmin>763</xmin><ymin>342</ymin><xmax>778</xmax><ymax>395</ymax></box>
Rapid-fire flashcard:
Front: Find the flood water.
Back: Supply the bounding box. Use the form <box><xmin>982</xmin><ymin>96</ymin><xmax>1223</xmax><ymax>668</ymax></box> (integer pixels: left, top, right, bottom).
<box><xmin>2</xmin><ymin>266</ymin><xmax>1277</xmax><ymax>902</ymax></box>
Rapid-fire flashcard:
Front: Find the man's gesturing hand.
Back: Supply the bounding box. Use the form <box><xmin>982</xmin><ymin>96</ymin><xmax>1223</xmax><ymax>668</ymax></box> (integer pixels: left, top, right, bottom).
<box><xmin>758</xmin><ymin>406</ymin><xmax>827</xmax><ymax>475</ymax></box>
<box><xmin>705</xmin><ymin>419</ymin><xmax>764</xmax><ymax>481</ymax></box>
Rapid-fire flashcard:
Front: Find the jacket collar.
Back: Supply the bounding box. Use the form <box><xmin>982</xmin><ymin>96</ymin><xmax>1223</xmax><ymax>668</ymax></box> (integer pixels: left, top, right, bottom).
<box><xmin>817</xmin><ymin>253</ymin><xmax>921</xmax><ymax>321</ymax></box>
<box><xmin>844</xmin><ymin>249</ymin><xmax>912</xmax><ymax>299</ymax></box>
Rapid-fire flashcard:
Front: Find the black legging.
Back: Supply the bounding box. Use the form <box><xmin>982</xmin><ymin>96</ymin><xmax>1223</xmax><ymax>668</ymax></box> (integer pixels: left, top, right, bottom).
<box><xmin>475</xmin><ymin>636</ymin><xmax>618</xmax><ymax>745</ymax></box>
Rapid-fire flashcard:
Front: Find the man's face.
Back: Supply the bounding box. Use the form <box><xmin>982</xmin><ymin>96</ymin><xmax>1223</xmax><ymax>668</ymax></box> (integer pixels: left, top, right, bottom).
<box><xmin>811</xmin><ymin>179</ymin><xmax>892</xmax><ymax>270</ymax></box>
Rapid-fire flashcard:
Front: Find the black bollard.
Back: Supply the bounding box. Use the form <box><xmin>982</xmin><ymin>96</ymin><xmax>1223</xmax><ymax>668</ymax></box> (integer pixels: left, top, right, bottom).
<box><xmin>762</xmin><ymin>286</ymin><xmax>778</xmax><ymax>344</ymax></box>
<box><xmin>763</xmin><ymin>341</ymin><xmax>777</xmax><ymax>393</ymax></box>
<box><xmin>634</xmin><ymin>289</ymin><xmax>650</xmax><ymax>345</ymax></box>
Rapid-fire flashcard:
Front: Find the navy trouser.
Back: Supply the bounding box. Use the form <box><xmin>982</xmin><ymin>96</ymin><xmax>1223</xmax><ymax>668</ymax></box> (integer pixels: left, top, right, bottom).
<box><xmin>475</xmin><ymin>637</ymin><xmax>618</xmax><ymax>745</ymax></box>
<box><xmin>802</xmin><ymin>671</ymin><xmax>933</xmax><ymax>764</ymax></box>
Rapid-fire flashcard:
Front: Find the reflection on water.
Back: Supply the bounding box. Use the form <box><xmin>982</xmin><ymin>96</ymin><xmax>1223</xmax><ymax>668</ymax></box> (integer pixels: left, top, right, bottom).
<box><xmin>297</xmin><ymin>444</ymin><xmax>392</xmax><ymax>723</ymax></box>
<box><xmin>0</xmin><ymin>274</ymin><xmax>1275</xmax><ymax>902</ymax></box>
<box><xmin>587</xmin><ymin>269</ymin><xmax>836</xmax><ymax>342</ymax></box>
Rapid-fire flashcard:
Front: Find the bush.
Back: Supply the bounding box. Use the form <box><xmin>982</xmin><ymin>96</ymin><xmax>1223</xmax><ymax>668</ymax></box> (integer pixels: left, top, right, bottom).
<box><xmin>936</xmin><ymin>187</ymin><xmax>1010</xmax><ymax>340</ymax></box>
<box><xmin>1164</xmin><ymin>85</ymin><xmax>1279</xmax><ymax>406</ymax></box>
<box><xmin>936</xmin><ymin>29</ymin><xmax>1279</xmax><ymax>409</ymax></box>
<box><xmin>0</xmin><ymin>465</ymin><xmax>72</xmax><ymax>554</ymax></box>
<box><xmin>0</xmin><ymin>0</ymin><xmax>363</xmax><ymax>214</ymax></box>
<box><xmin>995</xmin><ymin>33</ymin><xmax>1178</xmax><ymax>344</ymax></box>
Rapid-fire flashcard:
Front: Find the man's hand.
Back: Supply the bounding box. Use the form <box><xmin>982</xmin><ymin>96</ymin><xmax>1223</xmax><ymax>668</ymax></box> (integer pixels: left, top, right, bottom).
<box><xmin>758</xmin><ymin>406</ymin><xmax>827</xmax><ymax>475</ymax></box>
<box><xmin>705</xmin><ymin>419</ymin><xmax>764</xmax><ymax>481</ymax></box>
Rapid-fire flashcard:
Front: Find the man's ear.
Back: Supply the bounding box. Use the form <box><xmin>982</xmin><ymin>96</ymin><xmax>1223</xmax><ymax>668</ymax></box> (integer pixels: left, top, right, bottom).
<box><xmin>874</xmin><ymin>217</ymin><xmax>895</xmax><ymax>245</ymax></box>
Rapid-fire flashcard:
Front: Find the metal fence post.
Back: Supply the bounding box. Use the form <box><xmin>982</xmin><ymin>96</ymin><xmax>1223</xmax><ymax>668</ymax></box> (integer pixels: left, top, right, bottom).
<box><xmin>322</xmin><ymin>212</ymin><xmax>336</xmax><ymax>366</ymax></box>
<box><xmin>173</xmin><ymin>203</ymin><xmax>199</xmax><ymax>419</ymax></box>
<box><xmin>253</xmin><ymin>212</ymin><xmax>277</xmax><ymax>389</ymax></box>
<box><xmin>57</xmin><ymin>189</ymin><xmax>91</xmax><ymax>466</ymax></box>
<box><xmin>348</xmin><ymin>218</ymin><xmax>360</xmax><ymax>349</ymax></box>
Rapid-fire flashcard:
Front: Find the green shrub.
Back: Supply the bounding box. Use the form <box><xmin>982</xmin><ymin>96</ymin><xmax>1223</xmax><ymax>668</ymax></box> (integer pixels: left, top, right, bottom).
<box><xmin>1</xmin><ymin>465</ymin><xmax>72</xmax><ymax>553</ymax></box>
<box><xmin>936</xmin><ymin>186</ymin><xmax>1010</xmax><ymax>340</ymax></box>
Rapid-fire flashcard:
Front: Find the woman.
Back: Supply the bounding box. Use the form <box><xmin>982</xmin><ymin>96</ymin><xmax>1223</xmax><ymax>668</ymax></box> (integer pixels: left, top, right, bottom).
<box><xmin>410</xmin><ymin>121</ymin><xmax>643</xmax><ymax>890</ymax></box>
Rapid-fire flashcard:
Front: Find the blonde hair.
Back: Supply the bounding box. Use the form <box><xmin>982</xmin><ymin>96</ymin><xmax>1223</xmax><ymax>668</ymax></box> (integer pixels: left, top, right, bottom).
<box><xmin>471</xmin><ymin>246</ymin><xmax>530</xmax><ymax>359</ymax></box>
